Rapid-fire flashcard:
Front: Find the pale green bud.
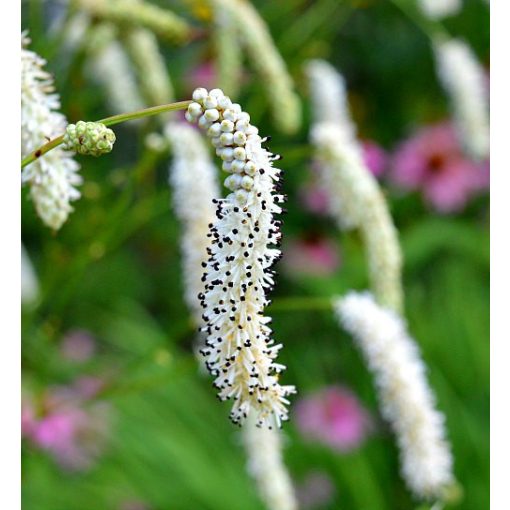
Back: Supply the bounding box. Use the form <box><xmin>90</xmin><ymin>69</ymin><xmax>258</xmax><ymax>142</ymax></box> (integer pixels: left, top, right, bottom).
<box><xmin>63</xmin><ymin>121</ymin><xmax>116</xmax><ymax>157</ymax></box>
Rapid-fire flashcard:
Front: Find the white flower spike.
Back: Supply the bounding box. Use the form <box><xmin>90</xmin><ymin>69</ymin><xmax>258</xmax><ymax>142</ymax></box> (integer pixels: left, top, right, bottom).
<box><xmin>335</xmin><ymin>291</ymin><xmax>455</xmax><ymax>501</ymax></box>
<box><xmin>186</xmin><ymin>87</ymin><xmax>295</xmax><ymax>428</ymax></box>
<box><xmin>243</xmin><ymin>416</ymin><xmax>297</xmax><ymax>510</ymax></box>
<box><xmin>434</xmin><ymin>37</ymin><xmax>489</xmax><ymax>160</ymax></box>
<box><xmin>21</xmin><ymin>32</ymin><xmax>81</xmax><ymax>230</ymax></box>
<box><xmin>307</xmin><ymin>60</ymin><xmax>402</xmax><ymax>311</ymax></box>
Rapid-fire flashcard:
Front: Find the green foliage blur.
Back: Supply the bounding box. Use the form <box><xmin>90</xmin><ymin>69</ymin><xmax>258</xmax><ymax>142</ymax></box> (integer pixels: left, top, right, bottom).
<box><xmin>22</xmin><ymin>1</ymin><xmax>489</xmax><ymax>509</ymax></box>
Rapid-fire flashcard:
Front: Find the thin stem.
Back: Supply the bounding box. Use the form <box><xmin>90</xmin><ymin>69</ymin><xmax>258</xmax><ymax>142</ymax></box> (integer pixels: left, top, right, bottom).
<box><xmin>20</xmin><ymin>100</ymin><xmax>192</xmax><ymax>169</ymax></box>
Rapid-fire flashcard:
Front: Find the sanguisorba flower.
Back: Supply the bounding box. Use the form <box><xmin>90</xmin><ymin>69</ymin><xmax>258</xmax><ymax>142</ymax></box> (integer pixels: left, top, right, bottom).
<box><xmin>165</xmin><ymin>121</ymin><xmax>220</xmax><ymax>323</ymax></box>
<box><xmin>335</xmin><ymin>292</ymin><xmax>454</xmax><ymax>501</ymax></box>
<box><xmin>185</xmin><ymin>87</ymin><xmax>295</xmax><ymax>428</ymax></box>
<box><xmin>434</xmin><ymin>37</ymin><xmax>489</xmax><ymax>161</ymax></box>
<box><xmin>21</xmin><ymin>32</ymin><xmax>82</xmax><ymax>230</ymax></box>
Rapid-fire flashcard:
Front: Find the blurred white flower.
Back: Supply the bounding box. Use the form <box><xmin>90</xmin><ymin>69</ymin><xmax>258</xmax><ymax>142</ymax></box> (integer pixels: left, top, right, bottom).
<box><xmin>21</xmin><ymin>32</ymin><xmax>81</xmax><ymax>230</ymax></box>
<box><xmin>418</xmin><ymin>0</ymin><xmax>462</xmax><ymax>19</ymax></box>
<box><xmin>212</xmin><ymin>0</ymin><xmax>301</xmax><ymax>134</ymax></box>
<box><xmin>165</xmin><ymin>122</ymin><xmax>220</xmax><ymax>322</ymax></box>
<box><xmin>21</xmin><ymin>244</ymin><xmax>39</xmax><ymax>306</ymax></box>
<box><xmin>335</xmin><ymin>291</ymin><xmax>454</xmax><ymax>500</ymax></box>
<box><xmin>434</xmin><ymin>38</ymin><xmax>489</xmax><ymax>160</ymax></box>
<box><xmin>307</xmin><ymin>60</ymin><xmax>402</xmax><ymax>311</ymax></box>
<box><xmin>243</xmin><ymin>417</ymin><xmax>297</xmax><ymax>510</ymax></box>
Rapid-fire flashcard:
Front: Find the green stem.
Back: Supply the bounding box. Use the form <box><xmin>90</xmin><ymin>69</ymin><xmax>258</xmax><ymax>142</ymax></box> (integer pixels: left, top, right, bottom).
<box><xmin>20</xmin><ymin>99</ymin><xmax>192</xmax><ymax>169</ymax></box>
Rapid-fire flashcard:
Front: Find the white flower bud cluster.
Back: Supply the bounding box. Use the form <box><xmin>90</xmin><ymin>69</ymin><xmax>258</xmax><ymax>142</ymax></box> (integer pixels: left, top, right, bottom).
<box><xmin>307</xmin><ymin>60</ymin><xmax>402</xmax><ymax>311</ymax></box>
<box><xmin>242</xmin><ymin>417</ymin><xmax>297</xmax><ymax>510</ymax></box>
<box><xmin>212</xmin><ymin>0</ymin><xmax>301</xmax><ymax>134</ymax></box>
<box><xmin>21</xmin><ymin>32</ymin><xmax>82</xmax><ymax>230</ymax></box>
<box><xmin>434</xmin><ymin>38</ymin><xmax>489</xmax><ymax>160</ymax></box>
<box><xmin>186</xmin><ymin>87</ymin><xmax>295</xmax><ymax>428</ymax></box>
<box><xmin>335</xmin><ymin>292</ymin><xmax>455</xmax><ymax>501</ymax></box>
<box><xmin>165</xmin><ymin>122</ymin><xmax>220</xmax><ymax>322</ymax></box>
<box><xmin>63</xmin><ymin>121</ymin><xmax>116</xmax><ymax>156</ymax></box>
<box><xmin>418</xmin><ymin>0</ymin><xmax>462</xmax><ymax>19</ymax></box>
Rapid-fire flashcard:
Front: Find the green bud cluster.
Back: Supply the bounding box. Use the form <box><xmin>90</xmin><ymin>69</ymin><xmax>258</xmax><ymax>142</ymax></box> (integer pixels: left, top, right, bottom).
<box><xmin>63</xmin><ymin>121</ymin><xmax>116</xmax><ymax>156</ymax></box>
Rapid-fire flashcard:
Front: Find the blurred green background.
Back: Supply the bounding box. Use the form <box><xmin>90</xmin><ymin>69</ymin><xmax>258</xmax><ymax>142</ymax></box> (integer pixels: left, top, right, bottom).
<box><xmin>21</xmin><ymin>1</ymin><xmax>489</xmax><ymax>509</ymax></box>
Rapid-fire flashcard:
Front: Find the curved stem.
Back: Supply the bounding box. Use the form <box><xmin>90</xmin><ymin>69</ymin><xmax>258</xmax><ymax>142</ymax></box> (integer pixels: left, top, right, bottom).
<box><xmin>21</xmin><ymin>99</ymin><xmax>192</xmax><ymax>169</ymax></box>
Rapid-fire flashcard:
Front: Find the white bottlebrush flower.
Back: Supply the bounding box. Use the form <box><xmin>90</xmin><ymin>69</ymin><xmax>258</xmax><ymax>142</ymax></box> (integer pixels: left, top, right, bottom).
<box><xmin>165</xmin><ymin>121</ymin><xmax>220</xmax><ymax>323</ymax></box>
<box><xmin>307</xmin><ymin>60</ymin><xmax>402</xmax><ymax>311</ymax></box>
<box><xmin>212</xmin><ymin>0</ymin><xmax>301</xmax><ymax>134</ymax></box>
<box><xmin>21</xmin><ymin>32</ymin><xmax>81</xmax><ymax>230</ymax></box>
<box><xmin>243</xmin><ymin>417</ymin><xmax>297</xmax><ymax>510</ymax></box>
<box><xmin>417</xmin><ymin>0</ymin><xmax>462</xmax><ymax>19</ymax></box>
<box><xmin>186</xmin><ymin>87</ymin><xmax>295</xmax><ymax>428</ymax></box>
<box><xmin>335</xmin><ymin>291</ymin><xmax>454</xmax><ymax>501</ymax></box>
<box><xmin>86</xmin><ymin>24</ymin><xmax>145</xmax><ymax>117</ymax></box>
<box><xmin>21</xmin><ymin>244</ymin><xmax>39</xmax><ymax>306</ymax></box>
<box><xmin>434</xmin><ymin>37</ymin><xmax>489</xmax><ymax>160</ymax></box>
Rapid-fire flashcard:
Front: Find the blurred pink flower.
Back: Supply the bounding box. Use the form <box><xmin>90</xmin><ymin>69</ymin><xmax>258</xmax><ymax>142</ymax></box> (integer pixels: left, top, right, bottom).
<box><xmin>60</xmin><ymin>329</ymin><xmax>96</xmax><ymax>363</ymax></box>
<box><xmin>390</xmin><ymin>122</ymin><xmax>489</xmax><ymax>213</ymax></box>
<box><xmin>300</xmin><ymin>182</ymin><xmax>330</xmax><ymax>216</ymax></box>
<box><xmin>185</xmin><ymin>62</ymin><xmax>217</xmax><ymax>94</ymax></box>
<box><xmin>295</xmin><ymin>471</ymin><xmax>336</xmax><ymax>509</ymax></box>
<box><xmin>22</xmin><ymin>379</ymin><xmax>111</xmax><ymax>471</ymax></box>
<box><xmin>283</xmin><ymin>236</ymin><xmax>340</xmax><ymax>277</ymax></box>
<box><xmin>362</xmin><ymin>140</ymin><xmax>387</xmax><ymax>177</ymax></box>
<box><xmin>295</xmin><ymin>386</ymin><xmax>371</xmax><ymax>452</ymax></box>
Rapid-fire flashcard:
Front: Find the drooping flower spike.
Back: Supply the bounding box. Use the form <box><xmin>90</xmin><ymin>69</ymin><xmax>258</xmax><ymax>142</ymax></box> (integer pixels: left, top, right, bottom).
<box><xmin>335</xmin><ymin>292</ymin><xmax>455</xmax><ymax>502</ymax></box>
<box><xmin>434</xmin><ymin>37</ymin><xmax>489</xmax><ymax>161</ymax></box>
<box><xmin>21</xmin><ymin>32</ymin><xmax>82</xmax><ymax>230</ymax></box>
<box><xmin>185</xmin><ymin>87</ymin><xmax>295</xmax><ymax>428</ymax></box>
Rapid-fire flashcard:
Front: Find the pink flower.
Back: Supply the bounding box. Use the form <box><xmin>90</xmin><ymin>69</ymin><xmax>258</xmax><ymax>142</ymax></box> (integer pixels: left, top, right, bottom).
<box><xmin>22</xmin><ymin>379</ymin><xmax>111</xmax><ymax>471</ymax></box>
<box><xmin>390</xmin><ymin>122</ymin><xmax>489</xmax><ymax>213</ymax></box>
<box><xmin>295</xmin><ymin>386</ymin><xmax>371</xmax><ymax>452</ymax></box>
<box><xmin>283</xmin><ymin>236</ymin><xmax>340</xmax><ymax>277</ymax></box>
<box><xmin>185</xmin><ymin>62</ymin><xmax>217</xmax><ymax>95</ymax></box>
<box><xmin>295</xmin><ymin>471</ymin><xmax>336</xmax><ymax>509</ymax></box>
<box><xmin>361</xmin><ymin>140</ymin><xmax>387</xmax><ymax>177</ymax></box>
<box><xmin>60</xmin><ymin>329</ymin><xmax>96</xmax><ymax>363</ymax></box>
<box><xmin>299</xmin><ymin>182</ymin><xmax>330</xmax><ymax>216</ymax></box>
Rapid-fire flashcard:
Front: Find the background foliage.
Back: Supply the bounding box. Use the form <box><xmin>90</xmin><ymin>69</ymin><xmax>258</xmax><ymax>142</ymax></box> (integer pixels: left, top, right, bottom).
<box><xmin>22</xmin><ymin>1</ymin><xmax>489</xmax><ymax>509</ymax></box>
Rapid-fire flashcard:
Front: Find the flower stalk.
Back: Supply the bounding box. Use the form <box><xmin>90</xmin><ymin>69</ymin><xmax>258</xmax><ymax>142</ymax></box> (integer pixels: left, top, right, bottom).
<box><xmin>21</xmin><ymin>100</ymin><xmax>192</xmax><ymax>169</ymax></box>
